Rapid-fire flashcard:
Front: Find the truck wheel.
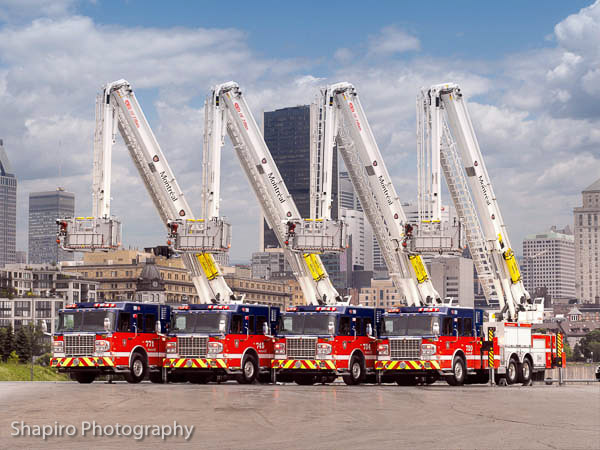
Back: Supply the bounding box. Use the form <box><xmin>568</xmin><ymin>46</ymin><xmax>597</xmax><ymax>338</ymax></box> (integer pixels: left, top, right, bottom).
<box><xmin>125</xmin><ymin>353</ymin><xmax>147</xmax><ymax>384</ymax></box>
<box><xmin>237</xmin><ymin>355</ymin><xmax>258</xmax><ymax>384</ymax></box>
<box><xmin>446</xmin><ymin>356</ymin><xmax>466</xmax><ymax>386</ymax></box>
<box><xmin>520</xmin><ymin>358</ymin><xmax>532</xmax><ymax>385</ymax></box>
<box><xmin>343</xmin><ymin>355</ymin><xmax>365</xmax><ymax>385</ymax></box>
<box><xmin>74</xmin><ymin>372</ymin><xmax>96</xmax><ymax>384</ymax></box>
<box><xmin>505</xmin><ymin>357</ymin><xmax>519</xmax><ymax>385</ymax></box>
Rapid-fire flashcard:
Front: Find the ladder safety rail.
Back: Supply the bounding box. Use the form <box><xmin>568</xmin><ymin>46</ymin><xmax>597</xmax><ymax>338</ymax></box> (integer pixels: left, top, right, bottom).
<box><xmin>207</xmin><ymin>82</ymin><xmax>347</xmax><ymax>305</ymax></box>
<box><xmin>57</xmin><ymin>79</ymin><xmax>236</xmax><ymax>304</ymax></box>
<box><xmin>318</xmin><ymin>82</ymin><xmax>441</xmax><ymax>307</ymax></box>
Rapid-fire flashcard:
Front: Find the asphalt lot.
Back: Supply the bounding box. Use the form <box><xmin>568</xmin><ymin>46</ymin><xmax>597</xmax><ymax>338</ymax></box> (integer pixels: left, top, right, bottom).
<box><xmin>0</xmin><ymin>381</ymin><xmax>598</xmax><ymax>450</ymax></box>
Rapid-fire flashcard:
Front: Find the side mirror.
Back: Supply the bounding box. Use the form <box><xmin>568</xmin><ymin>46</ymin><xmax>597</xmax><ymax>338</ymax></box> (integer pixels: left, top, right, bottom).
<box><xmin>219</xmin><ymin>319</ymin><xmax>226</xmax><ymax>333</ymax></box>
<box><xmin>262</xmin><ymin>322</ymin><xmax>269</xmax><ymax>336</ymax></box>
<box><xmin>328</xmin><ymin>321</ymin><xmax>335</xmax><ymax>336</ymax></box>
<box><xmin>103</xmin><ymin>317</ymin><xmax>111</xmax><ymax>333</ymax></box>
<box><xmin>433</xmin><ymin>322</ymin><xmax>440</xmax><ymax>337</ymax></box>
<box><xmin>155</xmin><ymin>320</ymin><xmax>162</xmax><ymax>335</ymax></box>
<box><xmin>366</xmin><ymin>323</ymin><xmax>373</xmax><ymax>338</ymax></box>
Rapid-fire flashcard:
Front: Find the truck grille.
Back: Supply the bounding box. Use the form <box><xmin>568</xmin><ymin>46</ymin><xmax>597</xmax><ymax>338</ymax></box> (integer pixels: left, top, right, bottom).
<box><xmin>64</xmin><ymin>334</ymin><xmax>95</xmax><ymax>356</ymax></box>
<box><xmin>390</xmin><ymin>338</ymin><xmax>421</xmax><ymax>360</ymax></box>
<box><xmin>286</xmin><ymin>337</ymin><xmax>317</xmax><ymax>359</ymax></box>
<box><xmin>177</xmin><ymin>336</ymin><xmax>208</xmax><ymax>358</ymax></box>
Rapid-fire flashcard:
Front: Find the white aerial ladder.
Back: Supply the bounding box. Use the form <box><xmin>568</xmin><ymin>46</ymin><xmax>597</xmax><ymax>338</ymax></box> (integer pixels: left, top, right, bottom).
<box><xmin>314</xmin><ymin>82</ymin><xmax>441</xmax><ymax>307</ymax></box>
<box><xmin>204</xmin><ymin>81</ymin><xmax>347</xmax><ymax>306</ymax></box>
<box><xmin>57</xmin><ymin>79</ymin><xmax>237</xmax><ymax>303</ymax></box>
<box><xmin>418</xmin><ymin>83</ymin><xmax>542</xmax><ymax>322</ymax></box>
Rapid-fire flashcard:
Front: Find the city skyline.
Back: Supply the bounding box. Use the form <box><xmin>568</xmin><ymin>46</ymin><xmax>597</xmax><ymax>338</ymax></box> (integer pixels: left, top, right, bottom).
<box><xmin>0</xmin><ymin>1</ymin><xmax>599</xmax><ymax>261</ymax></box>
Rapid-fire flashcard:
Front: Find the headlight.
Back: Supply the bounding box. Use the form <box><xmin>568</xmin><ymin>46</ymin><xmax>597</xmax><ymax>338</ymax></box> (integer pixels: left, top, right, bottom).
<box><xmin>317</xmin><ymin>343</ymin><xmax>332</xmax><ymax>355</ymax></box>
<box><xmin>274</xmin><ymin>342</ymin><xmax>286</xmax><ymax>355</ymax></box>
<box><xmin>208</xmin><ymin>341</ymin><xmax>223</xmax><ymax>354</ymax></box>
<box><xmin>166</xmin><ymin>341</ymin><xmax>177</xmax><ymax>354</ymax></box>
<box><xmin>377</xmin><ymin>343</ymin><xmax>389</xmax><ymax>356</ymax></box>
<box><xmin>53</xmin><ymin>340</ymin><xmax>64</xmax><ymax>354</ymax></box>
<box><xmin>95</xmin><ymin>340</ymin><xmax>110</xmax><ymax>352</ymax></box>
<box><xmin>421</xmin><ymin>343</ymin><xmax>436</xmax><ymax>357</ymax></box>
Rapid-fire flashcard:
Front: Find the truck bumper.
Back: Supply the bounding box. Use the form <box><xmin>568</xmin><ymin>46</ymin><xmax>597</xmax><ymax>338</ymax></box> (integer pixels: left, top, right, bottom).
<box><xmin>271</xmin><ymin>359</ymin><xmax>336</xmax><ymax>371</ymax></box>
<box><xmin>50</xmin><ymin>356</ymin><xmax>114</xmax><ymax>368</ymax></box>
<box><xmin>163</xmin><ymin>357</ymin><xmax>228</xmax><ymax>370</ymax></box>
<box><xmin>375</xmin><ymin>360</ymin><xmax>441</xmax><ymax>371</ymax></box>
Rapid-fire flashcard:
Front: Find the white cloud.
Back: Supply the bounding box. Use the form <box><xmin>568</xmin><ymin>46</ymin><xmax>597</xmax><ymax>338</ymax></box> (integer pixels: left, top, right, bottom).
<box><xmin>367</xmin><ymin>26</ymin><xmax>420</xmax><ymax>56</ymax></box>
<box><xmin>0</xmin><ymin>0</ymin><xmax>76</xmax><ymax>22</ymax></box>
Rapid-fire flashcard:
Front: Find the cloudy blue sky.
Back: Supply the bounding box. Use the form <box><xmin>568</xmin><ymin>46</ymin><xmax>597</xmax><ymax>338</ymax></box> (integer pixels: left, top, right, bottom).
<box><xmin>1</xmin><ymin>0</ymin><xmax>599</xmax><ymax>262</ymax></box>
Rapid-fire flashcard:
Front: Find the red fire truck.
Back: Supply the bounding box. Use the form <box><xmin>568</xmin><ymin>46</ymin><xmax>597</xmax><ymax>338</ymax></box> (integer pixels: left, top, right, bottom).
<box><xmin>272</xmin><ymin>305</ymin><xmax>383</xmax><ymax>385</ymax></box>
<box><xmin>375</xmin><ymin>306</ymin><xmax>565</xmax><ymax>385</ymax></box>
<box><xmin>163</xmin><ymin>303</ymin><xmax>280</xmax><ymax>383</ymax></box>
<box><xmin>51</xmin><ymin>302</ymin><xmax>171</xmax><ymax>383</ymax></box>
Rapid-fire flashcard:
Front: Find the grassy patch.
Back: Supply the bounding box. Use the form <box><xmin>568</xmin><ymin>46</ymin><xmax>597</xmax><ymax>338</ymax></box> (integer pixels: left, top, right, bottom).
<box><xmin>0</xmin><ymin>362</ymin><xmax>69</xmax><ymax>381</ymax></box>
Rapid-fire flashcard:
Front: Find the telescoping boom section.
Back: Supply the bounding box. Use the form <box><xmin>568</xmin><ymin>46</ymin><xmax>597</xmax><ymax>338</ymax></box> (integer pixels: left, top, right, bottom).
<box><xmin>56</xmin><ymin>79</ymin><xmax>236</xmax><ymax>304</ymax></box>
<box><xmin>419</xmin><ymin>83</ymin><xmax>541</xmax><ymax>322</ymax></box>
<box><xmin>204</xmin><ymin>81</ymin><xmax>348</xmax><ymax>306</ymax></box>
<box><xmin>316</xmin><ymin>82</ymin><xmax>440</xmax><ymax>307</ymax></box>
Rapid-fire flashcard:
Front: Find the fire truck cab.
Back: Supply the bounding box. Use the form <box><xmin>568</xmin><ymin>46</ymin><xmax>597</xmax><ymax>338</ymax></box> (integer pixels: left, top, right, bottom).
<box><xmin>51</xmin><ymin>302</ymin><xmax>171</xmax><ymax>384</ymax></box>
<box><xmin>272</xmin><ymin>305</ymin><xmax>383</xmax><ymax>385</ymax></box>
<box><xmin>163</xmin><ymin>304</ymin><xmax>280</xmax><ymax>384</ymax></box>
<box><xmin>375</xmin><ymin>306</ymin><xmax>496</xmax><ymax>386</ymax></box>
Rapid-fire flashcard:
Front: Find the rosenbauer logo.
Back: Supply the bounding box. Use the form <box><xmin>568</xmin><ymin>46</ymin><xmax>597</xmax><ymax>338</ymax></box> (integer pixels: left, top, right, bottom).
<box><xmin>124</xmin><ymin>99</ymin><xmax>140</xmax><ymax>128</ymax></box>
<box><xmin>234</xmin><ymin>102</ymin><xmax>249</xmax><ymax>130</ymax></box>
<box><xmin>349</xmin><ymin>102</ymin><xmax>362</xmax><ymax>131</ymax></box>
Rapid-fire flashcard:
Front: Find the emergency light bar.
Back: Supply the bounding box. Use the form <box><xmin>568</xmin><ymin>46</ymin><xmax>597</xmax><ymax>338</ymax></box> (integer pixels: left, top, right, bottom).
<box><xmin>418</xmin><ymin>307</ymin><xmax>440</xmax><ymax>312</ymax></box>
<box><xmin>208</xmin><ymin>305</ymin><xmax>230</xmax><ymax>310</ymax></box>
<box><xmin>316</xmin><ymin>306</ymin><xmax>337</xmax><ymax>311</ymax></box>
<box><xmin>94</xmin><ymin>303</ymin><xmax>116</xmax><ymax>308</ymax></box>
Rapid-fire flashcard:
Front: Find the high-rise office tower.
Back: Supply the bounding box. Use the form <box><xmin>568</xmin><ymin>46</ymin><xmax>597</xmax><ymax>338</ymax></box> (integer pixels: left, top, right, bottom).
<box><xmin>574</xmin><ymin>179</ymin><xmax>600</xmax><ymax>303</ymax></box>
<box><xmin>28</xmin><ymin>188</ymin><xmax>75</xmax><ymax>264</ymax></box>
<box><xmin>522</xmin><ymin>226</ymin><xmax>575</xmax><ymax>302</ymax></box>
<box><xmin>0</xmin><ymin>139</ymin><xmax>17</xmax><ymax>268</ymax></box>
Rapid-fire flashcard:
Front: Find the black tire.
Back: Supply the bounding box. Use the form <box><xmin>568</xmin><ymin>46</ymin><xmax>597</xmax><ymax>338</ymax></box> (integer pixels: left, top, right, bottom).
<box><xmin>425</xmin><ymin>374</ymin><xmax>438</xmax><ymax>385</ymax></box>
<box><xmin>125</xmin><ymin>352</ymin><xmax>147</xmax><ymax>384</ymax></box>
<box><xmin>74</xmin><ymin>372</ymin><xmax>96</xmax><ymax>384</ymax></box>
<box><xmin>237</xmin><ymin>354</ymin><xmax>258</xmax><ymax>384</ymax></box>
<box><xmin>520</xmin><ymin>358</ymin><xmax>532</xmax><ymax>385</ymax></box>
<box><xmin>294</xmin><ymin>374</ymin><xmax>317</xmax><ymax>385</ymax></box>
<box><xmin>446</xmin><ymin>356</ymin><xmax>466</xmax><ymax>386</ymax></box>
<box><xmin>187</xmin><ymin>373</ymin><xmax>211</xmax><ymax>384</ymax></box>
<box><xmin>505</xmin><ymin>357</ymin><xmax>519</xmax><ymax>385</ymax></box>
<box><xmin>343</xmin><ymin>354</ymin><xmax>365</xmax><ymax>386</ymax></box>
<box><xmin>149</xmin><ymin>371</ymin><xmax>165</xmax><ymax>384</ymax></box>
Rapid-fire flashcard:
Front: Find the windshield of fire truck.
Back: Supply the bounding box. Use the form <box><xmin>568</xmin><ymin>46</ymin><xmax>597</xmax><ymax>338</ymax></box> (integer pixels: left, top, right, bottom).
<box><xmin>382</xmin><ymin>315</ymin><xmax>440</xmax><ymax>336</ymax></box>
<box><xmin>171</xmin><ymin>311</ymin><xmax>227</xmax><ymax>334</ymax></box>
<box><xmin>57</xmin><ymin>310</ymin><xmax>116</xmax><ymax>332</ymax></box>
<box><xmin>278</xmin><ymin>313</ymin><xmax>334</xmax><ymax>335</ymax></box>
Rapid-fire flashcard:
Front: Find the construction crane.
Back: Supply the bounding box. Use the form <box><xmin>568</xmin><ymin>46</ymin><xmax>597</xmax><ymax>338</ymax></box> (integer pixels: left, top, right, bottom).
<box><xmin>314</xmin><ymin>82</ymin><xmax>441</xmax><ymax>307</ymax></box>
<box><xmin>417</xmin><ymin>82</ymin><xmax>542</xmax><ymax>322</ymax></box>
<box><xmin>57</xmin><ymin>79</ymin><xmax>237</xmax><ymax>304</ymax></box>
<box><xmin>204</xmin><ymin>81</ymin><xmax>348</xmax><ymax>306</ymax></box>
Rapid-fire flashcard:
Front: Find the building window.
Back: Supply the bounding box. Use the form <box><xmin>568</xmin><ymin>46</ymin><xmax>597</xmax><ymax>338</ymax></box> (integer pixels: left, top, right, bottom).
<box><xmin>0</xmin><ymin>301</ymin><xmax>11</xmax><ymax>318</ymax></box>
<box><xmin>15</xmin><ymin>301</ymin><xmax>31</xmax><ymax>317</ymax></box>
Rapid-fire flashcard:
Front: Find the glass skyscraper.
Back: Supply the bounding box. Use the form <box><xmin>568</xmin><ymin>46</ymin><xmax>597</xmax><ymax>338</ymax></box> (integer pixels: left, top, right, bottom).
<box><xmin>0</xmin><ymin>139</ymin><xmax>17</xmax><ymax>268</ymax></box>
<box><xmin>28</xmin><ymin>188</ymin><xmax>75</xmax><ymax>264</ymax></box>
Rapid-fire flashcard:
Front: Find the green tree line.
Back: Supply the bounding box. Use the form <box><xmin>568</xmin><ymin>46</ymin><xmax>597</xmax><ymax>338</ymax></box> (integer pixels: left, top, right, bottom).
<box><xmin>0</xmin><ymin>324</ymin><xmax>50</xmax><ymax>364</ymax></box>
